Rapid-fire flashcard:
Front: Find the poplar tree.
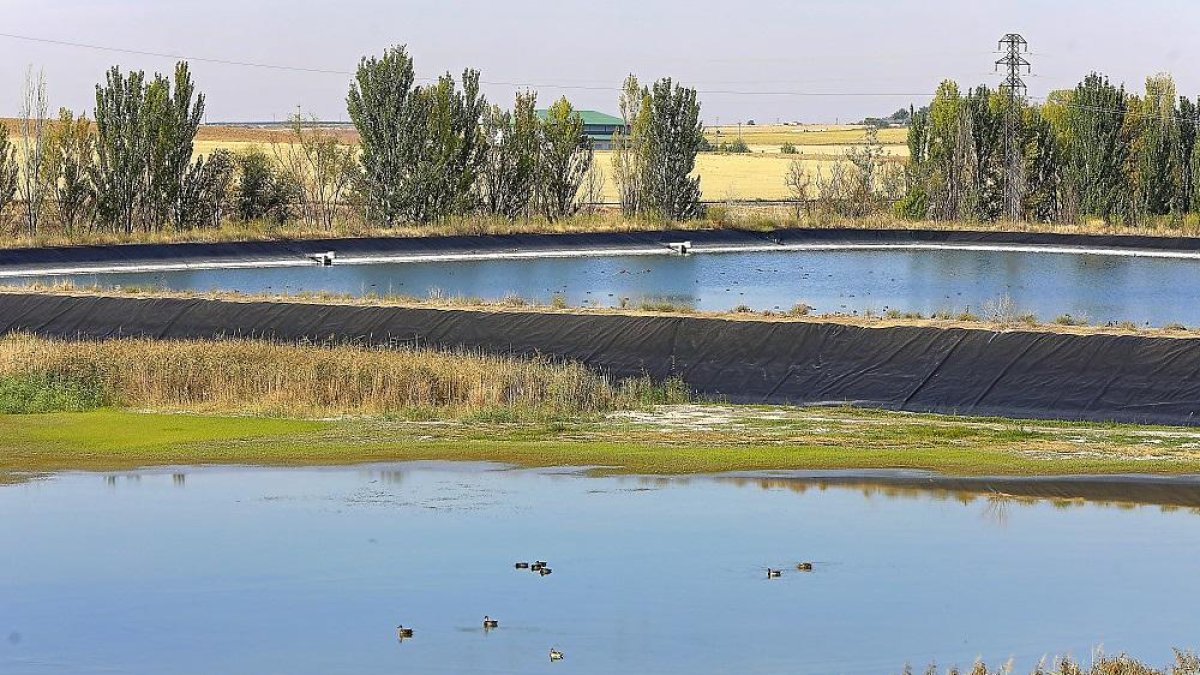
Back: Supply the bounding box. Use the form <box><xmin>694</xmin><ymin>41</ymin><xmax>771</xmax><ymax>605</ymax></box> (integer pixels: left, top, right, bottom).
<box><xmin>612</xmin><ymin>75</ymin><xmax>648</xmax><ymax>216</ymax></box>
<box><xmin>1132</xmin><ymin>74</ymin><xmax>1182</xmax><ymax>217</ymax></box>
<box><xmin>92</xmin><ymin>67</ymin><xmax>152</xmax><ymax>234</ymax></box>
<box><xmin>162</xmin><ymin>63</ymin><xmax>206</xmax><ymax>229</ymax></box>
<box><xmin>92</xmin><ymin>63</ymin><xmax>205</xmax><ymax>233</ymax></box>
<box><xmin>348</xmin><ymin>47</ymin><xmax>486</xmax><ymax>224</ymax></box>
<box><xmin>538</xmin><ymin>97</ymin><xmax>594</xmax><ymax>221</ymax></box>
<box><xmin>347</xmin><ymin>45</ymin><xmax>417</xmax><ymax>225</ymax></box>
<box><xmin>642</xmin><ymin>78</ymin><xmax>704</xmax><ymax>220</ymax></box>
<box><xmin>407</xmin><ymin>70</ymin><xmax>488</xmax><ymax>222</ymax></box>
<box><xmin>1060</xmin><ymin>74</ymin><xmax>1129</xmax><ymax>221</ymax></box>
<box><xmin>42</xmin><ymin>108</ymin><xmax>97</xmax><ymax>234</ymax></box>
<box><xmin>479</xmin><ymin>91</ymin><xmax>541</xmax><ymax>219</ymax></box>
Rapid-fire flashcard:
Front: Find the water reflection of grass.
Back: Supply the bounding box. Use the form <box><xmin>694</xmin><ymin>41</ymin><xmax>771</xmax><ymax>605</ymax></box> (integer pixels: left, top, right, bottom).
<box><xmin>908</xmin><ymin>651</ymin><xmax>1200</xmax><ymax>675</ymax></box>
<box><xmin>5</xmin><ymin>404</ymin><xmax>1200</xmax><ymax>485</ymax></box>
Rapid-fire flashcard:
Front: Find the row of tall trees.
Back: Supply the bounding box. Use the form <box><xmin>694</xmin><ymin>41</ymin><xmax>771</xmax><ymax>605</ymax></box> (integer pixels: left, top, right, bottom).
<box><xmin>900</xmin><ymin>72</ymin><xmax>1200</xmax><ymax>224</ymax></box>
<box><xmin>0</xmin><ymin>63</ymin><xmax>233</xmax><ymax>237</ymax></box>
<box><xmin>347</xmin><ymin>46</ymin><xmax>605</xmax><ymax>225</ymax></box>
<box><xmin>346</xmin><ymin>45</ymin><xmax>704</xmax><ymax>225</ymax></box>
<box><xmin>2</xmin><ymin>48</ymin><xmax>708</xmax><ymax>238</ymax></box>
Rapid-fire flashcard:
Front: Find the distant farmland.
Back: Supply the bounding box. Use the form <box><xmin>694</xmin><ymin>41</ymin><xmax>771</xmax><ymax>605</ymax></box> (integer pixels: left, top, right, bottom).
<box><xmin>192</xmin><ymin>122</ymin><xmax>909</xmax><ymax>202</ymax></box>
<box><xmin>2</xmin><ymin>118</ymin><xmax>908</xmax><ymax>202</ymax></box>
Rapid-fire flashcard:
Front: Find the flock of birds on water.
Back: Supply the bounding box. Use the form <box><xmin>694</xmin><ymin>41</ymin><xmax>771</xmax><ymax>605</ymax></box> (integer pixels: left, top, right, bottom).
<box><xmin>395</xmin><ymin>559</ymin><xmax>815</xmax><ymax>663</ymax></box>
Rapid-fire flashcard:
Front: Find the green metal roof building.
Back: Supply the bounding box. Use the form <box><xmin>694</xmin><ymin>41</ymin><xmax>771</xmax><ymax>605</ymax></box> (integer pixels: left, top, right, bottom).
<box><xmin>536</xmin><ymin>110</ymin><xmax>626</xmax><ymax>150</ymax></box>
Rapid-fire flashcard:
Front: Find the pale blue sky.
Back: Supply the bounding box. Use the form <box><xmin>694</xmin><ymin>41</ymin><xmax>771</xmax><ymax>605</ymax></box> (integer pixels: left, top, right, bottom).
<box><xmin>1</xmin><ymin>0</ymin><xmax>1198</xmax><ymax>123</ymax></box>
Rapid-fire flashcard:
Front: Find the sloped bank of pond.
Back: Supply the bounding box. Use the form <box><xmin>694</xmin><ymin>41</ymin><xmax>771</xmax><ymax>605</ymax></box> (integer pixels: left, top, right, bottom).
<box><xmin>3</xmin><ymin>292</ymin><xmax>1200</xmax><ymax>425</ymax></box>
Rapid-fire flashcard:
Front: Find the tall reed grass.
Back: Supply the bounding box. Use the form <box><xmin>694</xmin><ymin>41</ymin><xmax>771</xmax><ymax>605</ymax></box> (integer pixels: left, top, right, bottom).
<box><xmin>0</xmin><ymin>333</ymin><xmax>689</xmax><ymax>419</ymax></box>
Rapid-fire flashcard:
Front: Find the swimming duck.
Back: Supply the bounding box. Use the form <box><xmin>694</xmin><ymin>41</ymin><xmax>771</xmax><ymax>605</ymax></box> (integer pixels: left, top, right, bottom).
<box><xmin>531</xmin><ymin>560</ymin><xmax>548</xmax><ymax>571</ymax></box>
<box><xmin>796</xmin><ymin>562</ymin><xmax>814</xmax><ymax>571</ymax></box>
<box><xmin>538</xmin><ymin>567</ymin><xmax>553</xmax><ymax>576</ymax></box>
<box><xmin>483</xmin><ymin>616</ymin><xmax>499</xmax><ymax>629</ymax></box>
<box><xmin>549</xmin><ymin>648</ymin><xmax>565</xmax><ymax>661</ymax></box>
<box><xmin>396</xmin><ymin>625</ymin><xmax>414</xmax><ymax>639</ymax></box>
<box><xmin>767</xmin><ymin>568</ymin><xmax>782</xmax><ymax>578</ymax></box>
<box><xmin>515</xmin><ymin>562</ymin><xmax>530</xmax><ymax>569</ymax></box>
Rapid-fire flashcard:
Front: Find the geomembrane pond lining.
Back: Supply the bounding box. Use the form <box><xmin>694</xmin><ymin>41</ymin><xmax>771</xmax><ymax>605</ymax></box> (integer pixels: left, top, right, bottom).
<box><xmin>2</xmin><ymin>292</ymin><xmax>1199</xmax><ymax>426</ymax></box>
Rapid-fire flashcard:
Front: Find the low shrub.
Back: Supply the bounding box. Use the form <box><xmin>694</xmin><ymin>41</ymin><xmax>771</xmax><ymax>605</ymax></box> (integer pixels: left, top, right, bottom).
<box><xmin>0</xmin><ymin>373</ymin><xmax>108</xmax><ymax>414</ymax></box>
<box><xmin>717</xmin><ymin>138</ymin><xmax>750</xmax><ymax>153</ymax></box>
<box><xmin>1054</xmin><ymin>313</ymin><xmax>1089</xmax><ymax>326</ymax></box>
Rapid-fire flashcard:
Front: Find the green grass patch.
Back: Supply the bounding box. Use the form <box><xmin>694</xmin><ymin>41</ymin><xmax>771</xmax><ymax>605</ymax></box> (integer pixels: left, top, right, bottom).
<box><xmin>0</xmin><ymin>374</ymin><xmax>108</xmax><ymax>414</ymax></box>
<box><xmin>4</xmin><ymin>408</ymin><xmax>1200</xmax><ymax>484</ymax></box>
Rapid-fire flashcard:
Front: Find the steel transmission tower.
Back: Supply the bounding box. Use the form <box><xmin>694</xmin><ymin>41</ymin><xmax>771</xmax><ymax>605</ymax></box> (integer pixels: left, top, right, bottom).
<box><xmin>996</xmin><ymin>33</ymin><xmax>1030</xmax><ymax>221</ymax></box>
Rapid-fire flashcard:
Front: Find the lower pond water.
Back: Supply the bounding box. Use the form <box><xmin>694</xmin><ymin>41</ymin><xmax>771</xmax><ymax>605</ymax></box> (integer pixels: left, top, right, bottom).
<box><xmin>2</xmin><ymin>463</ymin><xmax>1198</xmax><ymax>675</ymax></box>
<box><xmin>12</xmin><ymin>247</ymin><xmax>1200</xmax><ymax>326</ymax></box>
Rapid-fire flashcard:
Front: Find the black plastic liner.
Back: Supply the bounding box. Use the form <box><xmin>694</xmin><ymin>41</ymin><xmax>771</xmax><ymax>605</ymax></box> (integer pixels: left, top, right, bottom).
<box><xmin>3</xmin><ymin>293</ymin><xmax>1199</xmax><ymax>426</ymax></box>
<box><xmin>5</xmin><ymin>227</ymin><xmax>1200</xmax><ymax>274</ymax></box>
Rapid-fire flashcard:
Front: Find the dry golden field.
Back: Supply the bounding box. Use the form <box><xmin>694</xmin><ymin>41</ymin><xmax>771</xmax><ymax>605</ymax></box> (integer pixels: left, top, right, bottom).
<box><xmin>6</xmin><ymin>120</ymin><xmax>909</xmax><ymax>202</ymax></box>
<box><xmin>707</xmin><ymin>123</ymin><xmax>909</xmax><ymax>153</ymax></box>
<box><xmin>193</xmin><ymin>124</ymin><xmax>908</xmax><ymax>202</ymax></box>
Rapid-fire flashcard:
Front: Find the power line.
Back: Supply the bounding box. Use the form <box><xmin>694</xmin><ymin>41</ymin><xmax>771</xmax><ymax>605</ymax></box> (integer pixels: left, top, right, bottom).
<box><xmin>0</xmin><ymin>32</ymin><xmax>352</xmax><ymax>75</ymax></box>
<box><xmin>0</xmin><ymin>31</ymin><xmax>932</xmax><ymax>98</ymax></box>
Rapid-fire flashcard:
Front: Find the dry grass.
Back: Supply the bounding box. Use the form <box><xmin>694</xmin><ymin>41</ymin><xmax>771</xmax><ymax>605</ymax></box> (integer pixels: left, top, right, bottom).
<box><xmin>706</xmin><ymin>123</ymin><xmax>908</xmax><ymax>148</ymax></box>
<box><xmin>0</xmin><ymin>333</ymin><xmax>687</xmax><ymax>419</ymax></box>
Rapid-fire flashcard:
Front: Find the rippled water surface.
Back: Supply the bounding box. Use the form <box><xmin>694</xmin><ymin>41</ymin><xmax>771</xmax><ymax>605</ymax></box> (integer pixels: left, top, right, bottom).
<box><xmin>2</xmin><ymin>464</ymin><xmax>1199</xmax><ymax>675</ymax></box>
<box><xmin>14</xmin><ymin>247</ymin><xmax>1200</xmax><ymax>325</ymax></box>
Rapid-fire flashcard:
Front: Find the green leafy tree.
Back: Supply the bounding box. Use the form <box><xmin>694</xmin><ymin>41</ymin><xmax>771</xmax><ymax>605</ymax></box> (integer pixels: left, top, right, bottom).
<box><xmin>232</xmin><ymin>147</ymin><xmax>293</xmax><ymax>223</ymax></box>
<box><xmin>1022</xmin><ymin>105</ymin><xmax>1067</xmax><ymax>222</ymax></box>
<box><xmin>1131</xmin><ymin>74</ymin><xmax>1182</xmax><ymax>218</ymax></box>
<box><xmin>161</xmin><ymin>63</ymin><xmax>206</xmax><ymax>229</ymax></box>
<box><xmin>42</xmin><ymin>108</ymin><xmax>97</xmax><ymax>234</ymax></box>
<box><xmin>895</xmin><ymin>105</ymin><xmax>930</xmax><ymax>219</ymax></box>
<box><xmin>92</xmin><ymin>67</ymin><xmax>152</xmax><ymax>234</ymax></box>
<box><xmin>642</xmin><ymin>77</ymin><xmax>705</xmax><ymax>220</ymax></box>
<box><xmin>1057</xmin><ymin>73</ymin><xmax>1130</xmax><ymax>221</ymax></box>
<box><xmin>92</xmin><ymin>63</ymin><xmax>206</xmax><ymax>234</ymax></box>
<box><xmin>538</xmin><ymin>97</ymin><xmax>594</xmax><ymax>221</ymax></box>
<box><xmin>177</xmin><ymin>149</ymin><xmax>234</xmax><ymax>228</ymax></box>
<box><xmin>1178</xmin><ymin>97</ymin><xmax>1198</xmax><ymax>208</ymax></box>
<box><xmin>348</xmin><ymin>49</ymin><xmax>487</xmax><ymax>224</ymax></box>
<box><xmin>347</xmin><ymin>45</ymin><xmax>417</xmax><ymax>225</ymax></box>
<box><xmin>406</xmin><ymin>70</ymin><xmax>488</xmax><ymax>222</ymax></box>
<box><xmin>612</xmin><ymin>75</ymin><xmax>649</xmax><ymax>216</ymax></box>
<box><xmin>920</xmin><ymin>80</ymin><xmax>968</xmax><ymax>220</ymax></box>
<box><xmin>479</xmin><ymin>91</ymin><xmax>541</xmax><ymax>219</ymax></box>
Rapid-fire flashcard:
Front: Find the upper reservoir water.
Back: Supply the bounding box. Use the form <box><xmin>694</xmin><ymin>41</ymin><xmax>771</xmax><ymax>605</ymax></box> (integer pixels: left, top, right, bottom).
<box><xmin>10</xmin><ymin>246</ymin><xmax>1200</xmax><ymax>326</ymax></box>
<box><xmin>2</xmin><ymin>463</ymin><xmax>1198</xmax><ymax>675</ymax></box>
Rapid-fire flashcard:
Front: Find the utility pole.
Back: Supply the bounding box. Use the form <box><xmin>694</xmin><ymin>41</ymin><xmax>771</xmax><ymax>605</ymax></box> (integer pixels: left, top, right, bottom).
<box><xmin>996</xmin><ymin>33</ymin><xmax>1030</xmax><ymax>221</ymax></box>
